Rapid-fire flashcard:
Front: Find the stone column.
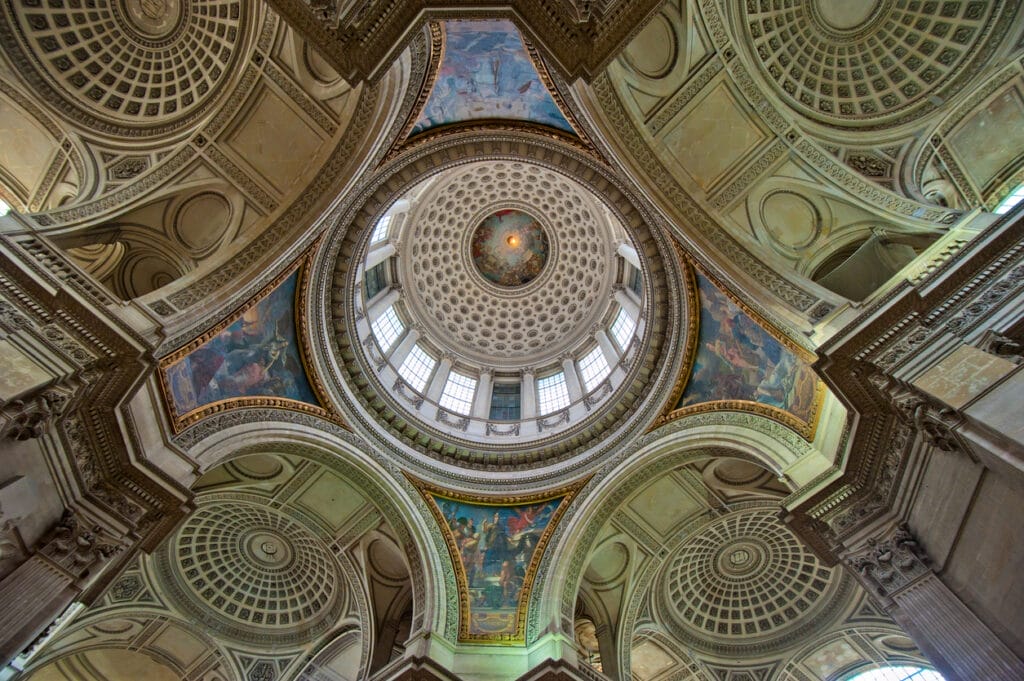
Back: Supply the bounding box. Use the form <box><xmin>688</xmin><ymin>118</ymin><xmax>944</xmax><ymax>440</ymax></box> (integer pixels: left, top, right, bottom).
<box><xmin>472</xmin><ymin>369</ymin><xmax>492</xmax><ymax>420</ymax></box>
<box><xmin>612</xmin><ymin>288</ymin><xmax>639</xmax><ymax>321</ymax></box>
<box><xmin>366</xmin><ymin>287</ymin><xmax>400</xmax><ymax>323</ymax></box>
<box><xmin>561</xmin><ymin>355</ymin><xmax>584</xmax><ymax>402</ymax></box>
<box><xmin>846</xmin><ymin>523</ymin><xmax>1024</xmax><ymax>681</ymax></box>
<box><xmin>0</xmin><ymin>511</ymin><xmax>120</xmax><ymax>666</ymax></box>
<box><xmin>425</xmin><ymin>355</ymin><xmax>453</xmax><ymax>403</ymax></box>
<box><xmin>521</xmin><ymin>369</ymin><xmax>537</xmax><ymax>421</ymax></box>
<box><xmin>616</xmin><ymin>242</ymin><xmax>641</xmax><ymax>270</ymax></box>
<box><xmin>389</xmin><ymin>326</ymin><xmax>421</xmax><ymax>370</ymax></box>
<box><xmin>364</xmin><ymin>242</ymin><xmax>397</xmax><ymax>270</ymax></box>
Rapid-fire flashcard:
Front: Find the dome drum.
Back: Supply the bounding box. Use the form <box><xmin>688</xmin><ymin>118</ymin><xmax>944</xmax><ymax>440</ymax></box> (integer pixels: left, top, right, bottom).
<box><xmin>316</xmin><ymin>133</ymin><xmax>686</xmax><ymax>477</ymax></box>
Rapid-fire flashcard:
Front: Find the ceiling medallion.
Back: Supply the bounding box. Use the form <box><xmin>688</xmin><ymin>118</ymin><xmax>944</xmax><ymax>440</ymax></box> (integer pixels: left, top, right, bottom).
<box><xmin>121</xmin><ymin>0</ymin><xmax>183</xmax><ymax>39</ymax></box>
<box><xmin>470</xmin><ymin>209</ymin><xmax>550</xmax><ymax>288</ymax></box>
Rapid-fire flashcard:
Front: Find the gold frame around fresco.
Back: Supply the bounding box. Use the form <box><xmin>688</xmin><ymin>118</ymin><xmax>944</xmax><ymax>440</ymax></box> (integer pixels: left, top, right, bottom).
<box><xmin>653</xmin><ymin>248</ymin><xmax>825</xmax><ymax>441</ymax></box>
<box><xmin>408</xmin><ymin>474</ymin><xmax>587</xmax><ymax>645</ymax></box>
<box><xmin>388</xmin><ymin>19</ymin><xmax>596</xmax><ymax>158</ymax></box>
<box><xmin>156</xmin><ymin>246</ymin><xmax>342</xmax><ymax>434</ymax></box>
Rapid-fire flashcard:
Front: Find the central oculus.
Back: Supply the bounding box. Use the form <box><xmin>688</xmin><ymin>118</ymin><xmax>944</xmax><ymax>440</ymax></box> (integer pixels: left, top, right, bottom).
<box><xmin>470</xmin><ymin>209</ymin><xmax>550</xmax><ymax>287</ymax></box>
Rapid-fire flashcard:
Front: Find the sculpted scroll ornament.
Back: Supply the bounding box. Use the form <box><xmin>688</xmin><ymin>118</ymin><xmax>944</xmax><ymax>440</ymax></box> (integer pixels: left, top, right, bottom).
<box><xmin>868</xmin><ymin>371</ymin><xmax>964</xmax><ymax>454</ymax></box>
<box><xmin>849</xmin><ymin>523</ymin><xmax>931</xmax><ymax>599</ymax></box>
<box><xmin>39</xmin><ymin>511</ymin><xmax>122</xmax><ymax>581</ymax></box>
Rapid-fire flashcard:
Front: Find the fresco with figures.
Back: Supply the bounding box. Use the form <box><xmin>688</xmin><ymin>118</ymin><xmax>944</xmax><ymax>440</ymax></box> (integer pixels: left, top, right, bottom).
<box><xmin>431</xmin><ymin>494</ymin><xmax>563</xmax><ymax>639</ymax></box>
<box><xmin>163</xmin><ymin>271</ymin><xmax>318</xmax><ymax>417</ymax></box>
<box><xmin>470</xmin><ymin>209</ymin><xmax>550</xmax><ymax>287</ymax></box>
<box><xmin>679</xmin><ymin>274</ymin><xmax>818</xmax><ymax>424</ymax></box>
<box><xmin>410</xmin><ymin>20</ymin><xmax>573</xmax><ymax>136</ymax></box>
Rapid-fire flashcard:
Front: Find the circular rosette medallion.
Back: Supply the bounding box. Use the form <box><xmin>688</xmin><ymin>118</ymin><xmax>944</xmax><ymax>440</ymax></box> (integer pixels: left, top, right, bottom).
<box><xmin>470</xmin><ymin>210</ymin><xmax>550</xmax><ymax>288</ymax></box>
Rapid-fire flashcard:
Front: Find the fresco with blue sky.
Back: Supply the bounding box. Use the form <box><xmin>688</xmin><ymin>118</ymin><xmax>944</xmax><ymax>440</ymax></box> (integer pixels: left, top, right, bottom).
<box><xmin>430</xmin><ymin>494</ymin><xmax>563</xmax><ymax>639</ymax></box>
<box><xmin>679</xmin><ymin>274</ymin><xmax>818</xmax><ymax>424</ymax></box>
<box><xmin>163</xmin><ymin>271</ymin><xmax>318</xmax><ymax>417</ymax></box>
<box><xmin>410</xmin><ymin>20</ymin><xmax>574</xmax><ymax>136</ymax></box>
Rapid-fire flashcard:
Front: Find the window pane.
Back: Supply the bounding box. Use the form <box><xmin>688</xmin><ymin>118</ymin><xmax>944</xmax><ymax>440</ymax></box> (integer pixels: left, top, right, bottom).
<box><xmin>364</xmin><ymin>261</ymin><xmax>387</xmax><ymax>299</ymax></box>
<box><xmin>578</xmin><ymin>346</ymin><xmax>611</xmax><ymax>392</ymax></box>
<box><xmin>398</xmin><ymin>344</ymin><xmax>435</xmax><ymax>393</ymax></box>
<box><xmin>610</xmin><ymin>307</ymin><xmax>636</xmax><ymax>350</ymax></box>
<box><xmin>370</xmin><ymin>305</ymin><xmax>404</xmax><ymax>352</ymax></box>
<box><xmin>439</xmin><ymin>370</ymin><xmax>477</xmax><ymax>415</ymax></box>
<box><xmin>370</xmin><ymin>214</ymin><xmax>392</xmax><ymax>243</ymax></box>
<box><xmin>628</xmin><ymin>266</ymin><xmax>642</xmax><ymax>297</ymax></box>
<box><xmin>846</xmin><ymin>666</ymin><xmax>945</xmax><ymax>681</ymax></box>
<box><xmin>536</xmin><ymin>372</ymin><xmax>570</xmax><ymax>414</ymax></box>
<box><xmin>994</xmin><ymin>185</ymin><xmax>1024</xmax><ymax>214</ymax></box>
<box><xmin>490</xmin><ymin>382</ymin><xmax>521</xmax><ymax>420</ymax></box>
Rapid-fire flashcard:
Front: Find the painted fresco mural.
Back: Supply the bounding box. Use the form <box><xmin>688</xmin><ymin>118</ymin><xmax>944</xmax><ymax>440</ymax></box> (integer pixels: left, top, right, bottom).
<box><xmin>162</xmin><ymin>271</ymin><xmax>318</xmax><ymax>419</ymax></box>
<box><xmin>410</xmin><ymin>20</ymin><xmax>574</xmax><ymax>136</ymax></box>
<box><xmin>430</xmin><ymin>494</ymin><xmax>564</xmax><ymax>640</ymax></box>
<box><xmin>470</xmin><ymin>209</ymin><xmax>550</xmax><ymax>287</ymax></box>
<box><xmin>678</xmin><ymin>274</ymin><xmax>819</xmax><ymax>424</ymax></box>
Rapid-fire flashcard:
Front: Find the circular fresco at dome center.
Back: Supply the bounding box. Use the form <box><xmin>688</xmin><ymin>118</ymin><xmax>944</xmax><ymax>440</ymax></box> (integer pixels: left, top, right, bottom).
<box><xmin>470</xmin><ymin>210</ymin><xmax>550</xmax><ymax>287</ymax></box>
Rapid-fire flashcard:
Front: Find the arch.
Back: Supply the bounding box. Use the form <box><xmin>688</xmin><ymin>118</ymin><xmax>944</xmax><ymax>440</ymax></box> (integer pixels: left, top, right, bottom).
<box><xmin>23</xmin><ymin>611</ymin><xmax>231</xmax><ymax>681</ymax></box>
<box><xmin>532</xmin><ymin>410</ymin><xmax>818</xmax><ymax>647</ymax></box>
<box><xmin>183</xmin><ymin>419</ymin><xmax>455</xmax><ymax>647</ymax></box>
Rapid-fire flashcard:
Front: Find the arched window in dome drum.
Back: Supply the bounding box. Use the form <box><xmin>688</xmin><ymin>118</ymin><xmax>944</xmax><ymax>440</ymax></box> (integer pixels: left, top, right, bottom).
<box><xmin>364</xmin><ymin>261</ymin><xmax>388</xmax><ymax>299</ymax></box>
<box><xmin>627</xmin><ymin>265</ymin><xmax>642</xmax><ymax>297</ymax></box>
<box><xmin>439</xmin><ymin>370</ymin><xmax>477</xmax><ymax>415</ymax></box>
<box><xmin>489</xmin><ymin>382</ymin><xmax>521</xmax><ymax>420</ymax></box>
<box><xmin>578</xmin><ymin>346</ymin><xmax>611</xmax><ymax>392</ymax></box>
<box><xmin>398</xmin><ymin>344</ymin><xmax>436</xmax><ymax>393</ymax></box>
<box><xmin>370</xmin><ymin>305</ymin><xmax>404</xmax><ymax>353</ymax></box>
<box><xmin>610</xmin><ymin>307</ymin><xmax>636</xmax><ymax>351</ymax></box>
<box><xmin>536</xmin><ymin>372</ymin><xmax>570</xmax><ymax>415</ymax></box>
<box><xmin>370</xmin><ymin>213</ymin><xmax>393</xmax><ymax>244</ymax></box>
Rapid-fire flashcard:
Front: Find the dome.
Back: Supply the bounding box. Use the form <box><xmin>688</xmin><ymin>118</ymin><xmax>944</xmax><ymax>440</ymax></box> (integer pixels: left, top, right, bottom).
<box><xmin>318</xmin><ymin>136</ymin><xmax>686</xmax><ymax>481</ymax></box>
<box><xmin>157</xmin><ymin>500</ymin><xmax>346</xmax><ymax>645</ymax></box>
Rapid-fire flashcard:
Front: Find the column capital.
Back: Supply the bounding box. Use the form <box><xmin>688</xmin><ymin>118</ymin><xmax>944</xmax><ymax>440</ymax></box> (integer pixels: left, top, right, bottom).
<box><xmin>847</xmin><ymin>522</ymin><xmax>931</xmax><ymax>600</ymax></box>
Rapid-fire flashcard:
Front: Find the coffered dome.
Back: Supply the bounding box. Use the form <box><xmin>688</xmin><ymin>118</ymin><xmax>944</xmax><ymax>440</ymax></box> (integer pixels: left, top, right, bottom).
<box><xmin>157</xmin><ymin>500</ymin><xmax>345</xmax><ymax>645</ymax></box>
<box><xmin>318</xmin><ymin>134</ymin><xmax>685</xmax><ymax>481</ymax></box>
<box><xmin>737</xmin><ymin>0</ymin><xmax>1010</xmax><ymax>129</ymax></box>
<box><xmin>658</xmin><ymin>507</ymin><xmax>850</xmax><ymax>655</ymax></box>
<box><xmin>399</xmin><ymin>161</ymin><xmax>618</xmax><ymax>367</ymax></box>
<box><xmin>1</xmin><ymin>0</ymin><xmax>254</xmax><ymax>136</ymax></box>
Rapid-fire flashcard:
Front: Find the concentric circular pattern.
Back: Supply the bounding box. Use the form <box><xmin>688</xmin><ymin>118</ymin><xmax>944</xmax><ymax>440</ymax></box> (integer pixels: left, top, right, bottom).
<box><xmin>9</xmin><ymin>0</ymin><xmax>244</xmax><ymax>127</ymax></box>
<box><xmin>402</xmin><ymin>161</ymin><xmax>613</xmax><ymax>365</ymax></box>
<box><xmin>470</xmin><ymin>209</ymin><xmax>550</xmax><ymax>288</ymax></box>
<box><xmin>743</xmin><ymin>0</ymin><xmax>998</xmax><ymax>126</ymax></box>
<box><xmin>663</xmin><ymin>509</ymin><xmax>839</xmax><ymax>648</ymax></box>
<box><xmin>172</xmin><ymin>502</ymin><xmax>338</xmax><ymax>632</ymax></box>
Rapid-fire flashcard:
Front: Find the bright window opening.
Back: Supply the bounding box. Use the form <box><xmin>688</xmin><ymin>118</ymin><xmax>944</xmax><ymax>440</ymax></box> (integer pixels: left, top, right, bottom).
<box><xmin>489</xmin><ymin>382</ymin><xmax>521</xmax><ymax>420</ymax></box>
<box><xmin>537</xmin><ymin>372</ymin><xmax>570</xmax><ymax>415</ymax></box>
<box><xmin>370</xmin><ymin>305</ymin><xmax>404</xmax><ymax>353</ymax></box>
<box><xmin>370</xmin><ymin>214</ymin><xmax>393</xmax><ymax>244</ymax></box>
<box><xmin>845</xmin><ymin>666</ymin><xmax>944</xmax><ymax>681</ymax></box>
<box><xmin>578</xmin><ymin>346</ymin><xmax>611</xmax><ymax>392</ymax></box>
<box><xmin>439</xmin><ymin>370</ymin><xmax>477</xmax><ymax>415</ymax></box>
<box><xmin>0</xmin><ymin>199</ymin><xmax>10</xmax><ymax>217</ymax></box>
<box><xmin>398</xmin><ymin>344</ymin><xmax>436</xmax><ymax>393</ymax></box>
<box><xmin>994</xmin><ymin>184</ymin><xmax>1024</xmax><ymax>214</ymax></box>
<box><xmin>610</xmin><ymin>307</ymin><xmax>636</xmax><ymax>350</ymax></box>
